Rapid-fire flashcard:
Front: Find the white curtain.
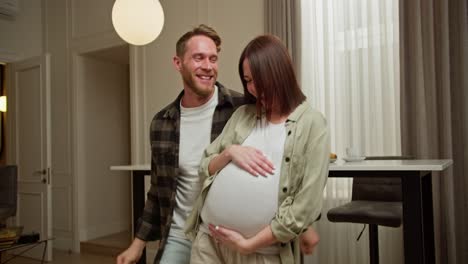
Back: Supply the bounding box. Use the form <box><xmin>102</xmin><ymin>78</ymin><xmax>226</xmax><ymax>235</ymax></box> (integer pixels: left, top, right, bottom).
<box><xmin>300</xmin><ymin>0</ymin><xmax>402</xmax><ymax>263</ymax></box>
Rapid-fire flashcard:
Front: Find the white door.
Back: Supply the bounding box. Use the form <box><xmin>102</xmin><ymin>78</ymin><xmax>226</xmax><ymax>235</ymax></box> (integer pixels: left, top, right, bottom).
<box><xmin>7</xmin><ymin>54</ymin><xmax>52</xmax><ymax>261</ymax></box>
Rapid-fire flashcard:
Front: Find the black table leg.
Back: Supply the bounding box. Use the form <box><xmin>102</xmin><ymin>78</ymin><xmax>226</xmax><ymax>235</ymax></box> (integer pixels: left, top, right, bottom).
<box><xmin>41</xmin><ymin>240</ymin><xmax>47</xmax><ymax>264</ymax></box>
<box><xmin>421</xmin><ymin>173</ymin><xmax>435</xmax><ymax>264</ymax></box>
<box><xmin>402</xmin><ymin>172</ymin><xmax>424</xmax><ymax>264</ymax></box>
<box><xmin>328</xmin><ymin>169</ymin><xmax>441</xmax><ymax>264</ymax></box>
<box><xmin>133</xmin><ymin>171</ymin><xmax>147</xmax><ymax>264</ymax></box>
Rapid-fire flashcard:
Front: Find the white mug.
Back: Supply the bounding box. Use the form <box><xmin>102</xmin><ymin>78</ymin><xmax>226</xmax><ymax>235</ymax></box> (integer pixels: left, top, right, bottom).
<box><xmin>346</xmin><ymin>147</ymin><xmax>361</xmax><ymax>158</ymax></box>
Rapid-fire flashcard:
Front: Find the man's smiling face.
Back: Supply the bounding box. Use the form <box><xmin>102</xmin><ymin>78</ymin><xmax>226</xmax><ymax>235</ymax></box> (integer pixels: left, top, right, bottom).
<box><xmin>176</xmin><ymin>35</ymin><xmax>219</xmax><ymax>97</ymax></box>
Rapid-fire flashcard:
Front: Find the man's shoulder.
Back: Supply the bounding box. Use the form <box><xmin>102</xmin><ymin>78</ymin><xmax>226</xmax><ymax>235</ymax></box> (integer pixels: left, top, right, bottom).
<box><xmin>150</xmin><ymin>101</ymin><xmax>178</xmax><ymax>128</ymax></box>
<box><xmin>153</xmin><ymin>104</ymin><xmax>172</xmax><ymax>119</ymax></box>
<box><xmin>228</xmin><ymin>89</ymin><xmax>246</xmax><ymax>108</ymax></box>
<box><xmin>222</xmin><ymin>87</ymin><xmax>244</xmax><ymax>99</ymax></box>
<box><xmin>217</xmin><ymin>83</ymin><xmax>246</xmax><ymax>108</ymax></box>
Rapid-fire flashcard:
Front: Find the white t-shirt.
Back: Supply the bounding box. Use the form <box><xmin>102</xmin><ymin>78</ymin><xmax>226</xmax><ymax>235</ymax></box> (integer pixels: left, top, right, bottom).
<box><xmin>200</xmin><ymin>119</ymin><xmax>286</xmax><ymax>253</ymax></box>
<box><xmin>169</xmin><ymin>87</ymin><xmax>218</xmax><ymax>238</ymax></box>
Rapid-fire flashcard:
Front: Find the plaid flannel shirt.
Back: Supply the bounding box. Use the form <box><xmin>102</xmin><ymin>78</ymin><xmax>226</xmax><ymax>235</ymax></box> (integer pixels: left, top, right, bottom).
<box><xmin>135</xmin><ymin>82</ymin><xmax>245</xmax><ymax>263</ymax></box>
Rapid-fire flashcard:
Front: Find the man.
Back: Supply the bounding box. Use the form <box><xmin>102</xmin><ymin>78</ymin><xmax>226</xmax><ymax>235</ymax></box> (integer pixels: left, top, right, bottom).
<box><xmin>117</xmin><ymin>24</ymin><xmax>319</xmax><ymax>264</ymax></box>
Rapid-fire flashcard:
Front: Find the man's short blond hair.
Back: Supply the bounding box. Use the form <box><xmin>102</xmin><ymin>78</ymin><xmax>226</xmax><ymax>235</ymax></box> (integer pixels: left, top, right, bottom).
<box><xmin>176</xmin><ymin>24</ymin><xmax>221</xmax><ymax>57</ymax></box>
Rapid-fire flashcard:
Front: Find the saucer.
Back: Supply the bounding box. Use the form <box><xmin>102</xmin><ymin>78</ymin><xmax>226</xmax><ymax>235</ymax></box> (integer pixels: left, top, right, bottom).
<box><xmin>343</xmin><ymin>156</ymin><xmax>366</xmax><ymax>162</ymax></box>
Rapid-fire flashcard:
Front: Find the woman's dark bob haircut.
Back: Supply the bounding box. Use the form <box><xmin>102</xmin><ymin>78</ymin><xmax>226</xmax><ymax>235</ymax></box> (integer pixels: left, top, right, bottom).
<box><xmin>239</xmin><ymin>35</ymin><xmax>306</xmax><ymax>119</ymax></box>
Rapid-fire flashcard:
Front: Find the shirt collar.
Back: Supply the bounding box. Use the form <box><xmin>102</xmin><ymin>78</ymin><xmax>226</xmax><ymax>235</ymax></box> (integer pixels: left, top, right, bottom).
<box><xmin>286</xmin><ymin>101</ymin><xmax>309</xmax><ymax>123</ymax></box>
<box><xmin>162</xmin><ymin>81</ymin><xmax>234</xmax><ymax>119</ymax></box>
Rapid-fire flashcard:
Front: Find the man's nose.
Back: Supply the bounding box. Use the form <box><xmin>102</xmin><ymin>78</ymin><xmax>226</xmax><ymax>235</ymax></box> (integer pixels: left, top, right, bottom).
<box><xmin>201</xmin><ymin>59</ymin><xmax>213</xmax><ymax>70</ymax></box>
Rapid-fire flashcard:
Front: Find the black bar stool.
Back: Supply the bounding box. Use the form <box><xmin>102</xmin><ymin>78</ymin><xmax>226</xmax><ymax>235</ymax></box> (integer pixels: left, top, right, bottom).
<box><xmin>327</xmin><ymin>156</ymin><xmax>412</xmax><ymax>264</ymax></box>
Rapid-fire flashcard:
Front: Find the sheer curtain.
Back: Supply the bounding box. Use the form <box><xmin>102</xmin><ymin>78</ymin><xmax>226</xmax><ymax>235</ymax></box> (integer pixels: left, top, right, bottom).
<box><xmin>300</xmin><ymin>0</ymin><xmax>402</xmax><ymax>263</ymax></box>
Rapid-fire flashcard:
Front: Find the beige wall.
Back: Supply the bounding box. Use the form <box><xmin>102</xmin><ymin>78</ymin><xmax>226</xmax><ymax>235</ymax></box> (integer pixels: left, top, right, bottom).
<box><xmin>0</xmin><ymin>0</ymin><xmax>43</xmax><ymax>60</ymax></box>
<box><xmin>3</xmin><ymin>0</ymin><xmax>264</xmax><ymax>251</ymax></box>
<box><xmin>138</xmin><ymin>0</ymin><xmax>265</xmax><ymax>163</ymax></box>
<box><xmin>58</xmin><ymin>0</ymin><xmax>263</xmax><ymax>251</ymax></box>
<box><xmin>76</xmin><ymin>55</ymin><xmax>130</xmax><ymax>241</ymax></box>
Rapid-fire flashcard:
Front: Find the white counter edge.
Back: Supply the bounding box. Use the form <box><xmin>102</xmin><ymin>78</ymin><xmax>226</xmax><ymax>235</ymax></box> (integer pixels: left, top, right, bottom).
<box><xmin>110</xmin><ymin>159</ymin><xmax>453</xmax><ymax>172</ymax></box>
<box><xmin>110</xmin><ymin>165</ymin><xmax>150</xmax><ymax>171</ymax></box>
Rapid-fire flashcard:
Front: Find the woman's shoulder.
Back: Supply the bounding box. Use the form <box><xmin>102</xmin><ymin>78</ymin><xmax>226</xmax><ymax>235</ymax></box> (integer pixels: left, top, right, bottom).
<box><xmin>231</xmin><ymin>104</ymin><xmax>257</xmax><ymax>118</ymax></box>
<box><xmin>298</xmin><ymin>102</ymin><xmax>326</xmax><ymax>122</ymax></box>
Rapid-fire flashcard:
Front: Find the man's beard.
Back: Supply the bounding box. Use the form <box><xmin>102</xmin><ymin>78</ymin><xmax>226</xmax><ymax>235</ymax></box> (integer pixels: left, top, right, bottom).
<box><xmin>181</xmin><ymin>69</ymin><xmax>215</xmax><ymax>98</ymax></box>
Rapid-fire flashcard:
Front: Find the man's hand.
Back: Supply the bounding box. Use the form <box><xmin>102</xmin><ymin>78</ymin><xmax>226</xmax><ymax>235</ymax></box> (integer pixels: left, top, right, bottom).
<box><xmin>116</xmin><ymin>238</ymin><xmax>146</xmax><ymax>264</ymax></box>
<box><xmin>226</xmin><ymin>145</ymin><xmax>275</xmax><ymax>177</ymax></box>
<box><xmin>299</xmin><ymin>227</ymin><xmax>320</xmax><ymax>255</ymax></box>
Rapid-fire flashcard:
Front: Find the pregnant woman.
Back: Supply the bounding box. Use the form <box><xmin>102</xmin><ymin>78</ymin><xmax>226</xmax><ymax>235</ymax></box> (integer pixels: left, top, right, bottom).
<box><xmin>185</xmin><ymin>35</ymin><xmax>330</xmax><ymax>264</ymax></box>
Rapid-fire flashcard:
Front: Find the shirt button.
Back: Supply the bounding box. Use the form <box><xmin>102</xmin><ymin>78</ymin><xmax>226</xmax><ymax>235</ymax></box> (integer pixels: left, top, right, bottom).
<box><xmin>282</xmin><ymin>187</ymin><xmax>288</xmax><ymax>193</ymax></box>
<box><xmin>288</xmin><ymin>131</ymin><xmax>292</xmax><ymax>136</ymax></box>
<box><xmin>285</xmin><ymin>157</ymin><xmax>290</xmax><ymax>162</ymax></box>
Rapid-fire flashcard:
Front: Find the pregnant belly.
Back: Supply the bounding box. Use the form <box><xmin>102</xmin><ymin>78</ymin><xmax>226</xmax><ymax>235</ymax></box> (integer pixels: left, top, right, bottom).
<box><xmin>200</xmin><ymin>163</ymin><xmax>279</xmax><ymax>238</ymax></box>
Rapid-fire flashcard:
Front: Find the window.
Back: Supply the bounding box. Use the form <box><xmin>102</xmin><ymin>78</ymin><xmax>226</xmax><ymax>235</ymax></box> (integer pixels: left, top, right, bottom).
<box><xmin>300</xmin><ymin>0</ymin><xmax>403</xmax><ymax>262</ymax></box>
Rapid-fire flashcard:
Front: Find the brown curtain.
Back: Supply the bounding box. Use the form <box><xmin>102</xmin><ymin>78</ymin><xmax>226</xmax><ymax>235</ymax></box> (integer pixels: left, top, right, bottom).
<box><xmin>264</xmin><ymin>0</ymin><xmax>301</xmax><ymax>68</ymax></box>
<box><xmin>399</xmin><ymin>0</ymin><xmax>468</xmax><ymax>263</ymax></box>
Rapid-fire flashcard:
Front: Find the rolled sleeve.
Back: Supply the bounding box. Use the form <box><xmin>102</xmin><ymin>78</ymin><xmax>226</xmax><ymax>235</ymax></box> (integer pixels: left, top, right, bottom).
<box><xmin>198</xmin><ymin>106</ymin><xmax>245</xmax><ymax>180</ymax></box>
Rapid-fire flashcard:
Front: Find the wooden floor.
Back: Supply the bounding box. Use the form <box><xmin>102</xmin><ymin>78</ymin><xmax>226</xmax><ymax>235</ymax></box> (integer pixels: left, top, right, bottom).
<box><xmin>80</xmin><ymin>231</ymin><xmax>131</xmax><ymax>257</ymax></box>
<box><xmin>2</xmin><ymin>231</ymin><xmax>160</xmax><ymax>263</ymax></box>
<box><xmin>80</xmin><ymin>231</ymin><xmax>159</xmax><ymax>261</ymax></box>
<box><xmin>2</xmin><ymin>249</ymin><xmax>115</xmax><ymax>264</ymax></box>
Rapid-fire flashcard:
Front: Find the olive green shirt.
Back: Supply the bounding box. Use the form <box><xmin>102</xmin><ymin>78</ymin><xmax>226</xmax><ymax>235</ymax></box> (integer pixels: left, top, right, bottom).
<box><xmin>186</xmin><ymin>102</ymin><xmax>330</xmax><ymax>264</ymax></box>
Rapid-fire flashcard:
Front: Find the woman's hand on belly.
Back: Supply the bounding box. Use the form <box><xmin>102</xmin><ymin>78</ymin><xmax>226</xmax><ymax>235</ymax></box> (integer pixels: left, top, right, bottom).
<box><xmin>226</xmin><ymin>145</ymin><xmax>275</xmax><ymax>177</ymax></box>
<box><xmin>208</xmin><ymin>223</ymin><xmax>278</xmax><ymax>255</ymax></box>
<box><xmin>208</xmin><ymin>224</ymin><xmax>253</xmax><ymax>255</ymax></box>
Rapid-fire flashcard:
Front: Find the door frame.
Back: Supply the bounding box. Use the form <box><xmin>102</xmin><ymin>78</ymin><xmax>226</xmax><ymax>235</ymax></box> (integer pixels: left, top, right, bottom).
<box><xmin>6</xmin><ymin>53</ymin><xmax>53</xmax><ymax>261</ymax></box>
<box><xmin>69</xmin><ymin>34</ymin><xmax>130</xmax><ymax>252</ymax></box>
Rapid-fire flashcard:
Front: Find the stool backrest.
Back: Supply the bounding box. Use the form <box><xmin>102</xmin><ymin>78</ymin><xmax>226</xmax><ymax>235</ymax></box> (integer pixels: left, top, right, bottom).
<box><xmin>351</xmin><ymin>156</ymin><xmax>413</xmax><ymax>202</ymax></box>
<box><xmin>352</xmin><ymin>177</ymin><xmax>401</xmax><ymax>201</ymax></box>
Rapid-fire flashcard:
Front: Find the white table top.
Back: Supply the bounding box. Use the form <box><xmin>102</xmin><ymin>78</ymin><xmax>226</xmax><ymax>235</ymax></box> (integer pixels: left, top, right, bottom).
<box><xmin>111</xmin><ymin>159</ymin><xmax>453</xmax><ymax>172</ymax></box>
<box><xmin>329</xmin><ymin>159</ymin><xmax>452</xmax><ymax>171</ymax></box>
<box><xmin>111</xmin><ymin>165</ymin><xmax>150</xmax><ymax>171</ymax></box>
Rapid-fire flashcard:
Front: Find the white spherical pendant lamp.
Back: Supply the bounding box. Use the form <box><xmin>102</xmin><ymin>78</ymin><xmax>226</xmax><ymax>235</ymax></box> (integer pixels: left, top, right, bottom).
<box><xmin>112</xmin><ymin>0</ymin><xmax>165</xmax><ymax>46</ymax></box>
